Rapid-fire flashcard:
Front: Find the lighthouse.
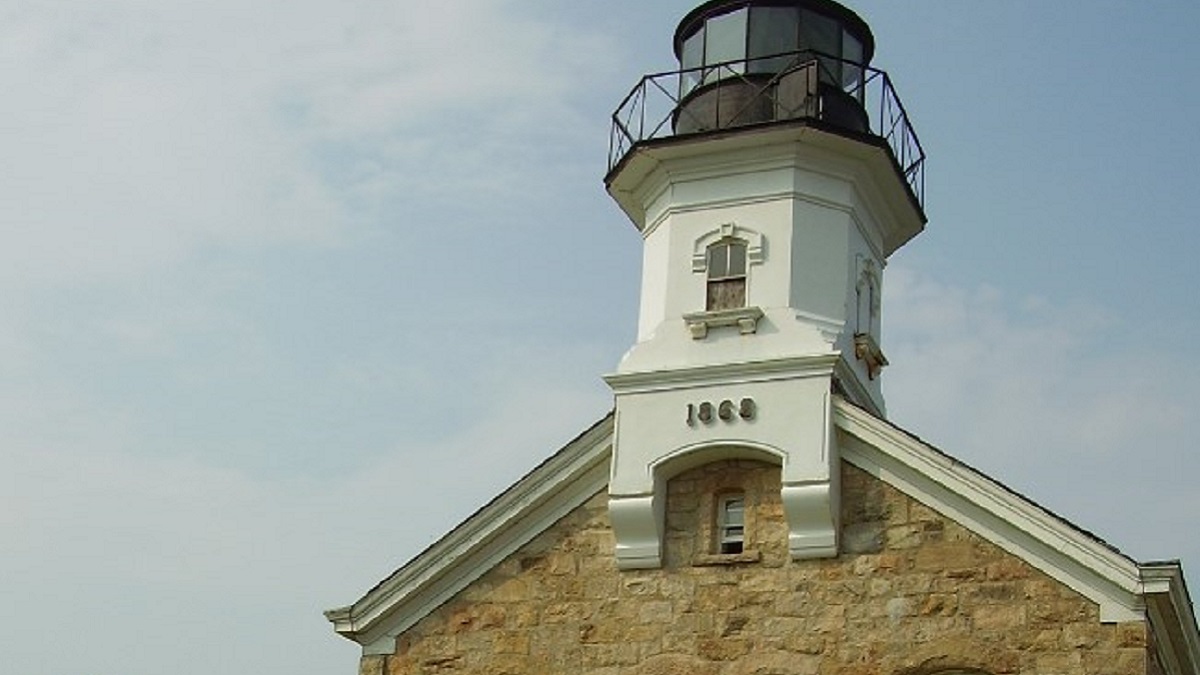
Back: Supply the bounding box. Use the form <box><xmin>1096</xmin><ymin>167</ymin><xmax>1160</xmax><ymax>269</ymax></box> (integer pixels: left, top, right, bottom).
<box><xmin>326</xmin><ymin>5</ymin><xmax>1199</xmax><ymax>671</ymax></box>
<box><xmin>603</xmin><ymin>0</ymin><xmax>927</xmax><ymax>570</ymax></box>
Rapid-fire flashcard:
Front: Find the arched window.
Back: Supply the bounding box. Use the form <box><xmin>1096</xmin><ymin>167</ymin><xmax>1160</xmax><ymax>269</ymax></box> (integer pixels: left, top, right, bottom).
<box><xmin>707</xmin><ymin>238</ymin><xmax>748</xmax><ymax>311</ymax></box>
<box><xmin>686</xmin><ymin>223</ymin><xmax>764</xmax><ymax>339</ymax></box>
<box><xmin>854</xmin><ymin>261</ymin><xmax>883</xmax><ymax>336</ymax></box>
<box><xmin>854</xmin><ymin>258</ymin><xmax>887</xmax><ymax>380</ymax></box>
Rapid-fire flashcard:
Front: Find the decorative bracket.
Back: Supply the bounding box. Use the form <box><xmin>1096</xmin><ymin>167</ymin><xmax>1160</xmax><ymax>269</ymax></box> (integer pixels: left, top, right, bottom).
<box><xmin>683</xmin><ymin>306</ymin><xmax>765</xmax><ymax>339</ymax></box>
<box><xmin>609</xmin><ymin>494</ymin><xmax>663</xmax><ymax>569</ymax></box>
<box><xmin>781</xmin><ymin>482</ymin><xmax>839</xmax><ymax>559</ymax></box>
<box><xmin>853</xmin><ymin>332</ymin><xmax>888</xmax><ymax>380</ymax></box>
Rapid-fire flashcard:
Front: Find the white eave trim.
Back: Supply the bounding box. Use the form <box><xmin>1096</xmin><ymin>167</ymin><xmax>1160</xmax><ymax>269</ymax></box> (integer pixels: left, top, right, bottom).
<box><xmin>833</xmin><ymin>398</ymin><xmax>1146</xmax><ymax>622</ymax></box>
<box><xmin>325</xmin><ymin>414</ymin><xmax>614</xmax><ymax>655</ymax></box>
<box><xmin>1142</xmin><ymin>563</ymin><xmax>1200</xmax><ymax>675</ymax></box>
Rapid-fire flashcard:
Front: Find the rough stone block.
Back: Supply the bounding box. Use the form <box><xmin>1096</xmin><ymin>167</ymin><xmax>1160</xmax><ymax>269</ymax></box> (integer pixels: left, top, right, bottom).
<box><xmin>358</xmin><ymin>466</ymin><xmax>1151</xmax><ymax>675</ymax></box>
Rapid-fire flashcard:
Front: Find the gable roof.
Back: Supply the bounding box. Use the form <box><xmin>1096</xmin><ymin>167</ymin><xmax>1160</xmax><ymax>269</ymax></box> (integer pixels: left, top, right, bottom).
<box><xmin>325</xmin><ymin>415</ymin><xmax>615</xmax><ymax>655</ymax></box>
<box><xmin>326</xmin><ymin>401</ymin><xmax>1199</xmax><ymax>672</ymax></box>
<box><xmin>834</xmin><ymin>399</ymin><xmax>1199</xmax><ymax>675</ymax></box>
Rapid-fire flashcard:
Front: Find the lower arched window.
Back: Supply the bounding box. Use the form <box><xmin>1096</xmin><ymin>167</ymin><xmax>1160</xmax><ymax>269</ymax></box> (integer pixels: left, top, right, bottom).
<box><xmin>717</xmin><ymin>493</ymin><xmax>745</xmax><ymax>554</ymax></box>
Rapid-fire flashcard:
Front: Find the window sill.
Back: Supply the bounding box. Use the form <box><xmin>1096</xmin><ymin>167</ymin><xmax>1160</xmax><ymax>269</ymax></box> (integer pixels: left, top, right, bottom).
<box><xmin>683</xmin><ymin>306</ymin><xmax>764</xmax><ymax>339</ymax></box>
<box><xmin>692</xmin><ymin>550</ymin><xmax>762</xmax><ymax>566</ymax></box>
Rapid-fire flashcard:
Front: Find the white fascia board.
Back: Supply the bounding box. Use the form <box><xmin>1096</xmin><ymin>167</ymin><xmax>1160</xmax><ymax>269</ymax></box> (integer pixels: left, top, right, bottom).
<box><xmin>1142</xmin><ymin>563</ymin><xmax>1200</xmax><ymax>675</ymax></box>
<box><xmin>609</xmin><ymin>124</ymin><xmax>923</xmax><ymax>252</ymax></box>
<box><xmin>605</xmin><ymin>353</ymin><xmax>839</xmax><ymax>395</ymax></box>
<box><xmin>833</xmin><ymin>399</ymin><xmax>1146</xmax><ymax>622</ymax></box>
<box><xmin>325</xmin><ymin>415</ymin><xmax>614</xmax><ymax>655</ymax></box>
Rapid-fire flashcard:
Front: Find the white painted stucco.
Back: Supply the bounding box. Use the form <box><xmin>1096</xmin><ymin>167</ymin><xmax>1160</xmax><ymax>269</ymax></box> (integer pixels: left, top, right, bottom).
<box><xmin>604</xmin><ymin>123</ymin><xmax>923</xmax><ymax>569</ymax></box>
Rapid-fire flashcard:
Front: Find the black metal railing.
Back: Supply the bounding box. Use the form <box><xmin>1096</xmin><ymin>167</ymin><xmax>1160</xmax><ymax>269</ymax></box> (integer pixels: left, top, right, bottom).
<box><xmin>607</xmin><ymin>50</ymin><xmax>925</xmax><ymax>208</ymax></box>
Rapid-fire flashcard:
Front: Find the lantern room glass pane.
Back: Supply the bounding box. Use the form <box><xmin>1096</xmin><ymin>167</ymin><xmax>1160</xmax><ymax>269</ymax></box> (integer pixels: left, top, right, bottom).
<box><xmin>747</xmin><ymin>6</ymin><xmax>798</xmax><ymax>74</ymax></box>
<box><xmin>799</xmin><ymin>9</ymin><xmax>839</xmax><ymax>57</ymax></box>
<box><xmin>842</xmin><ymin>31</ymin><xmax>863</xmax><ymax>96</ymax></box>
<box><xmin>800</xmin><ymin>9</ymin><xmax>841</xmax><ymax>84</ymax></box>
<box><xmin>703</xmin><ymin>8</ymin><xmax>747</xmax><ymax>80</ymax></box>
<box><xmin>680</xmin><ymin>31</ymin><xmax>704</xmax><ymax>95</ymax></box>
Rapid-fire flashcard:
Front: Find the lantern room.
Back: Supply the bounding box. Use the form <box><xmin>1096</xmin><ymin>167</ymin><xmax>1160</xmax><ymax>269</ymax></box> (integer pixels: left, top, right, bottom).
<box><xmin>673</xmin><ymin>0</ymin><xmax>876</xmax><ymax>134</ymax></box>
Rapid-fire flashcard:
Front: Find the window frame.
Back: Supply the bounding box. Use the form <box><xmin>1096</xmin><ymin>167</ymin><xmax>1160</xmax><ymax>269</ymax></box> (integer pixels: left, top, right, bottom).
<box><xmin>717</xmin><ymin>492</ymin><xmax>746</xmax><ymax>555</ymax></box>
<box><xmin>706</xmin><ymin>237</ymin><xmax>749</xmax><ymax>311</ymax></box>
<box><xmin>685</xmin><ymin>223</ymin><xmax>765</xmax><ymax>339</ymax></box>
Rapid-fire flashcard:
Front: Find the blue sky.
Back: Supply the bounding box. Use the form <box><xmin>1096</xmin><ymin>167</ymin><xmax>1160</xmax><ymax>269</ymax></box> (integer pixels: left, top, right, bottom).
<box><xmin>3</xmin><ymin>2</ymin><xmax>1198</xmax><ymax>673</ymax></box>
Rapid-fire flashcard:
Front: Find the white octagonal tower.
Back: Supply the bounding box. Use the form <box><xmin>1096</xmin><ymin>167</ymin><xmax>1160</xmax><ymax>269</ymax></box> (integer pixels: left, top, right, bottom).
<box><xmin>604</xmin><ymin>0</ymin><xmax>927</xmax><ymax>569</ymax></box>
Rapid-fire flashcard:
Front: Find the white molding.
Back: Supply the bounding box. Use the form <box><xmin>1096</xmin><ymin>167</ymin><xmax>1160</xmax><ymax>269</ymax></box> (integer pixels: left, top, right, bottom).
<box><xmin>645</xmin><ymin>186</ymin><xmax>886</xmax><ymax>264</ymax></box>
<box><xmin>832</xmin><ymin>358</ymin><xmax>884</xmax><ymax>417</ymax></box>
<box><xmin>691</xmin><ymin>222</ymin><xmax>766</xmax><ymax>272</ymax></box>
<box><xmin>1142</xmin><ymin>563</ymin><xmax>1200</xmax><ymax>675</ymax></box>
<box><xmin>847</xmin><ymin>208</ymin><xmax>886</xmax><ymax>268</ymax></box>
<box><xmin>661</xmin><ymin>187</ymin><xmax>848</xmax><ymax>218</ymax></box>
<box><xmin>633</xmin><ymin>170</ymin><xmax>672</xmax><ymax>239</ymax></box>
<box><xmin>782</xmin><ymin>481</ymin><xmax>838</xmax><ymax>559</ymax></box>
<box><xmin>610</xmin><ymin>493</ymin><xmax>663</xmax><ymax>569</ymax></box>
<box><xmin>790</xmin><ymin>308</ymin><xmax>844</xmax><ymax>344</ymax></box>
<box><xmin>605</xmin><ymin>353</ymin><xmax>839</xmax><ymax>394</ymax></box>
<box><xmin>644</xmin><ymin>440</ymin><xmax>785</xmax><ymax>488</ymax></box>
<box><xmin>683</xmin><ymin>306</ymin><xmax>765</xmax><ymax>339</ymax></box>
<box><xmin>324</xmin><ymin>415</ymin><xmax>614</xmax><ymax>655</ymax></box>
<box><xmin>833</xmin><ymin>399</ymin><xmax>1146</xmax><ymax>622</ymax></box>
<box><xmin>607</xmin><ymin>124</ymin><xmax>923</xmax><ymax>259</ymax></box>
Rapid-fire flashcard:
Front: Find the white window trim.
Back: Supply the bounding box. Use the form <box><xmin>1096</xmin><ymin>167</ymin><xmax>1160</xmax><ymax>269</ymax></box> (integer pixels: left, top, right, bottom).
<box><xmin>692</xmin><ymin>222</ymin><xmax>764</xmax><ymax>273</ymax></box>
<box><xmin>687</xmin><ymin>222</ymin><xmax>766</xmax><ymax>339</ymax></box>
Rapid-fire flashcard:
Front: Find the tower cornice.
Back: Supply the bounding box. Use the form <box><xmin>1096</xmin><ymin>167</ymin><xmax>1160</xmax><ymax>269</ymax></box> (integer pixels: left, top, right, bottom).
<box><xmin>607</xmin><ymin>122</ymin><xmax>924</xmax><ymax>258</ymax></box>
<box><xmin>605</xmin><ymin>352</ymin><xmax>840</xmax><ymax>394</ymax></box>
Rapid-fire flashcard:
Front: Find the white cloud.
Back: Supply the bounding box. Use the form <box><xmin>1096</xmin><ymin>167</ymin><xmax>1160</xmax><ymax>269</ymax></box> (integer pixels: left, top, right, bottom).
<box><xmin>2</xmin><ymin>5</ymin><xmax>338</xmax><ymax>286</ymax></box>
<box><xmin>884</xmin><ymin>266</ymin><xmax>1198</xmax><ymax>564</ymax></box>
<box><xmin>0</xmin><ymin>0</ymin><xmax>613</xmax><ymax>290</ymax></box>
<box><xmin>0</xmin><ymin>330</ymin><xmax>613</xmax><ymax>674</ymax></box>
<box><xmin>885</xmin><ymin>266</ymin><xmax>1188</xmax><ymax>460</ymax></box>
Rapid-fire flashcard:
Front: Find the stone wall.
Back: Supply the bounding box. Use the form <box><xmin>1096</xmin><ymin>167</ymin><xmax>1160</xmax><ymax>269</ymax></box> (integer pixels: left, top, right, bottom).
<box><xmin>364</xmin><ymin>461</ymin><xmax>1153</xmax><ymax>675</ymax></box>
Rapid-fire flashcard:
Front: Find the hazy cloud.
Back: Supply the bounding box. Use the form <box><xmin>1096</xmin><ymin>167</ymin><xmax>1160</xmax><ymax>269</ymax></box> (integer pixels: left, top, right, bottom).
<box><xmin>885</xmin><ymin>266</ymin><xmax>1197</xmax><ymax>562</ymax></box>
<box><xmin>0</xmin><ymin>0</ymin><xmax>612</xmax><ymax>290</ymax></box>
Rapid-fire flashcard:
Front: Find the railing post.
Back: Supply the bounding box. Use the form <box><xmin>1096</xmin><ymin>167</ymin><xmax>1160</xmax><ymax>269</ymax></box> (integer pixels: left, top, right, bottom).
<box><xmin>637</xmin><ymin>80</ymin><xmax>646</xmax><ymax>144</ymax></box>
<box><xmin>878</xmin><ymin>76</ymin><xmax>886</xmax><ymax>141</ymax></box>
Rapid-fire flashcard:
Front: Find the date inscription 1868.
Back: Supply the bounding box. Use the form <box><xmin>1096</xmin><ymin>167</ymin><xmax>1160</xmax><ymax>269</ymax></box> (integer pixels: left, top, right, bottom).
<box><xmin>686</xmin><ymin>398</ymin><xmax>756</xmax><ymax>426</ymax></box>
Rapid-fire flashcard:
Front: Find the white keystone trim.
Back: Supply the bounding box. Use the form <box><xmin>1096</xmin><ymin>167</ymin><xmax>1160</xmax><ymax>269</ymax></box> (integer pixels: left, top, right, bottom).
<box><xmin>691</xmin><ymin>222</ymin><xmax>765</xmax><ymax>272</ymax></box>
